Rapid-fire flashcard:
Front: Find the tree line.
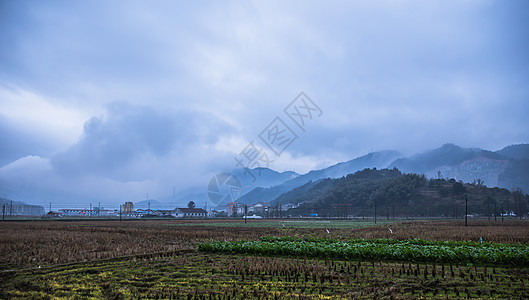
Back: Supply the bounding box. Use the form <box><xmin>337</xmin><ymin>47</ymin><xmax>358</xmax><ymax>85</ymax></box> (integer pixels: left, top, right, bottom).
<box><xmin>277</xmin><ymin>168</ymin><xmax>528</xmax><ymax>219</ymax></box>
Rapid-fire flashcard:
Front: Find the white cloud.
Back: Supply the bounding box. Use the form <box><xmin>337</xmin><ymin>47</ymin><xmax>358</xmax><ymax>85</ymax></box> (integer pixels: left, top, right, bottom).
<box><xmin>0</xmin><ymin>155</ymin><xmax>51</xmax><ymax>175</ymax></box>
<box><xmin>0</xmin><ymin>86</ymin><xmax>90</xmax><ymax>149</ymax></box>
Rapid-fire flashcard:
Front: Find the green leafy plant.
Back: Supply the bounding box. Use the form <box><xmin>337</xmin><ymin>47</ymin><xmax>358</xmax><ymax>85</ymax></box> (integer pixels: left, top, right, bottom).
<box><xmin>199</xmin><ymin>237</ymin><xmax>529</xmax><ymax>266</ymax></box>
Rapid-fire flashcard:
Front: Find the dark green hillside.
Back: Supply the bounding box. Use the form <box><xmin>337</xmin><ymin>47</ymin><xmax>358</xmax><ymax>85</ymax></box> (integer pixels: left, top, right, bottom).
<box><xmin>498</xmin><ymin>159</ymin><xmax>529</xmax><ymax>192</ymax></box>
<box><xmin>282</xmin><ymin>168</ymin><xmax>528</xmax><ymax>219</ymax></box>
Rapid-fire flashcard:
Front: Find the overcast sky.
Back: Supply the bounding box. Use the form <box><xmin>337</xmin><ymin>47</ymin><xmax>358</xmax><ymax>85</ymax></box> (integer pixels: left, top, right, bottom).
<box><xmin>1</xmin><ymin>0</ymin><xmax>528</xmax><ymax>208</ymax></box>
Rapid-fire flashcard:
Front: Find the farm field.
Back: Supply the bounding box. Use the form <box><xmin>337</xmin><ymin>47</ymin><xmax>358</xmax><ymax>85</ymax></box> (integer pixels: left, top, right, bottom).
<box><xmin>1</xmin><ymin>219</ymin><xmax>528</xmax><ymax>299</ymax></box>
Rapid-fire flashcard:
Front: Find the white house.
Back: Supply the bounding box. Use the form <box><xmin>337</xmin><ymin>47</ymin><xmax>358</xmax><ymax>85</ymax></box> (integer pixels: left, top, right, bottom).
<box><xmin>172</xmin><ymin>207</ymin><xmax>207</xmax><ymax>218</ymax></box>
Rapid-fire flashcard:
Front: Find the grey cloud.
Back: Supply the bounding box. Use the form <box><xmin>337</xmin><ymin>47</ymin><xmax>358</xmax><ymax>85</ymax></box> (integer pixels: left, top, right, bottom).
<box><xmin>51</xmin><ymin>102</ymin><xmax>235</xmax><ymax>181</ymax></box>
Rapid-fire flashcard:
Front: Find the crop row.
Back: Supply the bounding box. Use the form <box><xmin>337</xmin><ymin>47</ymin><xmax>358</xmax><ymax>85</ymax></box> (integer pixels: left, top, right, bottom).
<box><xmin>199</xmin><ymin>237</ymin><xmax>529</xmax><ymax>265</ymax></box>
<box><xmin>4</xmin><ymin>252</ymin><xmax>529</xmax><ymax>299</ymax></box>
<box><xmin>260</xmin><ymin>235</ymin><xmax>529</xmax><ymax>248</ymax></box>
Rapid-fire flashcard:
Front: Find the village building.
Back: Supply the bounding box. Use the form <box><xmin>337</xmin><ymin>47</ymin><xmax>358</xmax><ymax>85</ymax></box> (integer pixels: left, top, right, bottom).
<box><xmin>153</xmin><ymin>209</ymin><xmax>174</xmax><ymax>217</ymax></box>
<box><xmin>172</xmin><ymin>207</ymin><xmax>207</xmax><ymax>218</ymax></box>
<box><xmin>122</xmin><ymin>202</ymin><xmax>134</xmax><ymax>214</ymax></box>
<box><xmin>226</xmin><ymin>202</ymin><xmax>237</xmax><ymax>216</ymax></box>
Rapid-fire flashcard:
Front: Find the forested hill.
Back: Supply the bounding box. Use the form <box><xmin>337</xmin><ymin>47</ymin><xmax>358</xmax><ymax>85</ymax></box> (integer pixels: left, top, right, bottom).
<box><xmin>279</xmin><ymin>168</ymin><xmax>528</xmax><ymax>218</ymax></box>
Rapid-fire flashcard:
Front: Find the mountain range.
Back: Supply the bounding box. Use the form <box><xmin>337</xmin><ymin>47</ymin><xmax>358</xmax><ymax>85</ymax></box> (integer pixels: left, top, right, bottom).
<box><xmin>236</xmin><ymin>143</ymin><xmax>529</xmax><ymax>207</ymax></box>
<box><xmin>237</xmin><ymin>150</ymin><xmax>402</xmax><ymax>205</ymax></box>
<box><xmin>389</xmin><ymin>143</ymin><xmax>529</xmax><ymax>192</ymax></box>
<box><xmin>134</xmin><ymin>167</ymin><xmax>299</xmax><ymax>209</ymax></box>
<box><xmin>135</xmin><ymin>143</ymin><xmax>528</xmax><ymax>209</ymax></box>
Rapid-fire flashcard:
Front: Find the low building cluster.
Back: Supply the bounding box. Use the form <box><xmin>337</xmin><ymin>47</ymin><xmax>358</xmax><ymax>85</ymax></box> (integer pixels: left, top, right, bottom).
<box><xmin>0</xmin><ymin>202</ymin><xmax>45</xmax><ymax>216</ymax></box>
<box><xmin>227</xmin><ymin>201</ymin><xmax>273</xmax><ymax>217</ymax></box>
<box><xmin>51</xmin><ymin>202</ymin><xmax>209</xmax><ymax>219</ymax></box>
<box><xmin>48</xmin><ymin>201</ymin><xmax>302</xmax><ymax>219</ymax></box>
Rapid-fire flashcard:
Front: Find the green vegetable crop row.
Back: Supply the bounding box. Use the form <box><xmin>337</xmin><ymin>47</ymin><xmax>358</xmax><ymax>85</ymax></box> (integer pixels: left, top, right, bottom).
<box><xmin>198</xmin><ymin>237</ymin><xmax>529</xmax><ymax>266</ymax></box>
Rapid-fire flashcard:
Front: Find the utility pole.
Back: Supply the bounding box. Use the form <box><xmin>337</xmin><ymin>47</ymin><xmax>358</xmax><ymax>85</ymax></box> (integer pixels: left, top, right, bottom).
<box><xmin>10</xmin><ymin>200</ymin><xmax>12</xmax><ymax>218</ymax></box>
<box><xmin>119</xmin><ymin>205</ymin><xmax>122</xmax><ymax>222</ymax></box>
<box><xmin>374</xmin><ymin>203</ymin><xmax>377</xmax><ymax>224</ymax></box>
<box><xmin>465</xmin><ymin>197</ymin><xmax>468</xmax><ymax>227</ymax></box>
<box><xmin>98</xmin><ymin>202</ymin><xmax>101</xmax><ymax>216</ymax></box>
<box><xmin>516</xmin><ymin>195</ymin><xmax>523</xmax><ymax>220</ymax></box>
<box><xmin>90</xmin><ymin>203</ymin><xmax>92</xmax><ymax>218</ymax></box>
<box><xmin>2</xmin><ymin>204</ymin><xmax>5</xmax><ymax>221</ymax></box>
<box><xmin>501</xmin><ymin>203</ymin><xmax>504</xmax><ymax>222</ymax></box>
<box><xmin>494</xmin><ymin>203</ymin><xmax>497</xmax><ymax>222</ymax></box>
<box><xmin>49</xmin><ymin>202</ymin><xmax>52</xmax><ymax>213</ymax></box>
<box><xmin>244</xmin><ymin>204</ymin><xmax>247</xmax><ymax>224</ymax></box>
<box><xmin>487</xmin><ymin>197</ymin><xmax>490</xmax><ymax>221</ymax></box>
<box><xmin>362</xmin><ymin>203</ymin><xmax>365</xmax><ymax>220</ymax></box>
<box><xmin>392</xmin><ymin>197</ymin><xmax>395</xmax><ymax>220</ymax></box>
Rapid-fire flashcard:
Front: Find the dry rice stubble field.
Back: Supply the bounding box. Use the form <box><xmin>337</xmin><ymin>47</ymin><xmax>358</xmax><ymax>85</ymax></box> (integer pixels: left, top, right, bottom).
<box><xmin>1</xmin><ymin>219</ymin><xmax>528</xmax><ymax>299</ymax></box>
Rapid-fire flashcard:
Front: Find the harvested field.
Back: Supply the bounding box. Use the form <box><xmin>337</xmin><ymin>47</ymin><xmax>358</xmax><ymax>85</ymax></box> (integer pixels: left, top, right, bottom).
<box><xmin>1</xmin><ymin>219</ymin><xmax>528</xmax><ymax>299</ymax></box>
